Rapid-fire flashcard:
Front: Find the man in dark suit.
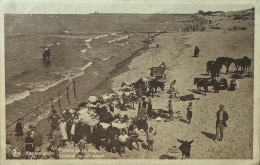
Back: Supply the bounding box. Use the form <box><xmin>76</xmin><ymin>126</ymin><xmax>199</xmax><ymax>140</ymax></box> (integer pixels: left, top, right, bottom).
<box><xmin>194</xmin><ymin>46</ymin><xmax>200</xmax><ymax>57</ymax></box>
<box><xmin>215</xmin><ymin>105</ymin><xmax>228</xmax><ymax>142</ymax></box>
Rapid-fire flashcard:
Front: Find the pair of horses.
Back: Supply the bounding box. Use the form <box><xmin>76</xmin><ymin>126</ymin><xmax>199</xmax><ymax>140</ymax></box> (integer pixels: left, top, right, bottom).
<box><xmin>206</xmin><ymin>56</ymin><xmax>252</xmax><ymax>77</ymax></box>
<box><xmin>132</xmin><ymin>78</ymin><xmax>165</xmax><ymax>97</ymax></box>
<box><xmin>194</xmin><ymin>77</ymin><xmax>228</xmax><ymax>95</ymax></box>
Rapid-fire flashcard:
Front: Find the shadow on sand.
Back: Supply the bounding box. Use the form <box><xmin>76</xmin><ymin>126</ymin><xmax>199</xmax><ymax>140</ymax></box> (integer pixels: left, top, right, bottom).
<box><xmin>201</xmin><ymin>131</ymin><xmax>216</xmax><ymax>141</ymax></box>
<box><xmin>179</xmin><ymin>119</ymin><xmax>189</xmax><ymax>124</ymax></box>
<box><xmin>189</xmin><ymin>89</ymin><xmax>206</xmax><ymax>96</ymax></box>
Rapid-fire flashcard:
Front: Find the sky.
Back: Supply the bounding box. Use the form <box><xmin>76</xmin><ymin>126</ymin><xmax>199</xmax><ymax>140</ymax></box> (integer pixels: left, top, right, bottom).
<box><xmin>1</xmin><ymin>0</ymin><xmax>255</xmax><ymax>14</ymax></box>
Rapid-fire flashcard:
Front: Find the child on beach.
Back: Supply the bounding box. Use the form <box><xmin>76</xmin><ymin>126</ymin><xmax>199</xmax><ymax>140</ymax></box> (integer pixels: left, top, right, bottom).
<box><xmin>186</xmin><ymin>102</ymin><xmax>193</xmax><ymax>124</ymax></box>
<box><xmin>167</xmin><ymin>100</ymin><xmax>174</xmax><ymax>120</ymax></box>
<box><xmin>146</xmin><ymin>127</ymin><xmax>157</xmax><ymax>151</ymax></box>
<box><xmin>78</xmin><ymin>135</ymin><xmax>88</xmax><ymax>155</ymax></box>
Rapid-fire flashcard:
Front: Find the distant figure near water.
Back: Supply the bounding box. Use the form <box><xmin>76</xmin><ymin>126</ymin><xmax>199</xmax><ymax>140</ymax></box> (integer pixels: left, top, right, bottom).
<box><xmin>43</xmin><ymin>48</ymin><xmax>50</xmax><ymax>61</ymax></box>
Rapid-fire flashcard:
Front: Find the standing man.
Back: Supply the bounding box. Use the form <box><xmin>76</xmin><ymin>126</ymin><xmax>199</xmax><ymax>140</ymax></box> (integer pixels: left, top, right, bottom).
<box><xmin>215</xmin><ymin>105</ymin><xmax>228</xmax><ymax>142</ymax></box>
<box><xmin>47</xmin><ymin>110</ymin><xmax>61</xmax><ymax>130</ymax></box>
<box><xmin>194</xmin><ymin>46</ymin><xmax>200</xmax><ymax>58</ymax></box>
<box><xmin>32</xmin><ymin>127</ymin><xmax>42</xmax><ymax>153</ymax></box>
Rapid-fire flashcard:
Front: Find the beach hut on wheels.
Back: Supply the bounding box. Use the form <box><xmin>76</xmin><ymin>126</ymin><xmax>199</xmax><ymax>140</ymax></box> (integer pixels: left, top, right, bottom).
<box><xmin>149</xmin><ymin>66</ymin><xmax>166</xmax><ymax>80</ymax></box>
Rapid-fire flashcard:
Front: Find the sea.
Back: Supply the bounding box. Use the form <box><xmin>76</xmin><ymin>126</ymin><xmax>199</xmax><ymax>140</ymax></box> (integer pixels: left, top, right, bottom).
<box><xmin>5</xmin><ymin>14</ymin><xmax>192</xmax><ymax>131</ymax></box>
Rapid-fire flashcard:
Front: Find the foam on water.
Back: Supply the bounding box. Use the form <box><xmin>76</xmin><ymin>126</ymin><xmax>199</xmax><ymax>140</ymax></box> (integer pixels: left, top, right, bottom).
<box><xmin>80</xmin><ymin>49</ymin><xmax>87</xmax><ymax>53</ymax></box>
<box><xmin>85</xmin><ymin>38</ymin><xmax>92</xmax><ymax>43</ymax></box>
<box><xmin>94</xmin><ymin>34</ymin><xmax>108</xmax><ymax>39</ymax></box>
<box><xmin>83</xmin><ymin>43</ymin><xmax>91</xmax><ymax>49</ymax></box>
<box><xmin>6</xmin><ymin>62</ymin><xmax>93</xmax><ymax>105</ymax></box>
<box><xmin>106</xmin><ymin>35</ymin><xmax>129</xmax><ymax>44</ymax></box>
<box><xmin>6</xmin><ymin>90</ymin><xmax>30</xmax><ymax>105</ymax></box>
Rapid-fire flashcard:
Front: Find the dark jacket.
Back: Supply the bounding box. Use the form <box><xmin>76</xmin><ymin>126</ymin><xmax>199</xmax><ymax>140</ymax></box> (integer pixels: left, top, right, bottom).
<box><xmin>15</xmin><ymin>123</ymin><xmax>23</xmax><ymax>137</ymax></box>
<box><xmin>216</xmin><ymin>110</ymin><xmax>228</xmax><ymax>127</ymax></box>
<box><xmin>33</xmin><ymin>131</ymin><xmax>42</xmax><ymax>147</ymax></box>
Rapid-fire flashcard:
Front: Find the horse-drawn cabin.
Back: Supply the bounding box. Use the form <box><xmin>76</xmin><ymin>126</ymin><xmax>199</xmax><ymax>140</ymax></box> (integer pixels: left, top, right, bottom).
<box><xmin>150</xmin><ymin>66</ymin><xmax>166</xmax><ymax>79</ymax></box>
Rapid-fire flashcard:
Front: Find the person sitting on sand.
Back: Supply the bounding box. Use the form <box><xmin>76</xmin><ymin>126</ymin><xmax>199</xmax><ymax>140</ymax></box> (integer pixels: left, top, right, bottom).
<box><xmin>186</xmin><ymin>102</ymin><xmax>193</xmax><ymax>124</ymax></box>
<box><xmin>229</xmin><ymin>78</ymin><xmax>239</xmax><ymax>91</ymax></box>
<box><xmin>146</xmin><ymin>127</ymin><xmax>157</xmax><ymax>152</ymax></box>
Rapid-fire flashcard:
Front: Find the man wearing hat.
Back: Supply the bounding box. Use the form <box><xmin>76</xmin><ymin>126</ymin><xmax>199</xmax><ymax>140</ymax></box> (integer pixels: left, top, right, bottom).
<box><xmin>215</xmin><ymin>105</ymin><xmax>229</xmax><ymax>142</ymax></box>
<box><xmin>194</xmin><ymin>46</ymin><xmax>200</xmax><ymax>57</ymax></box>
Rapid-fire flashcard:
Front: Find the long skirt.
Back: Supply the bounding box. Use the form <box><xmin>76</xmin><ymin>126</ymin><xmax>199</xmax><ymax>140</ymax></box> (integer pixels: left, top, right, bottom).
<box><xmin>60</xmin><ymin>123</ymin><xmax>68</xmax><ymax>140</ymax></box>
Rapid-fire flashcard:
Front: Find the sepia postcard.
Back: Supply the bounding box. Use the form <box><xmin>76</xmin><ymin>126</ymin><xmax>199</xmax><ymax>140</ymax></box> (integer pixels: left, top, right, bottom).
<box><xmin>0</xmin><ymin>0</ymin><xmax>259</xmax><ymax>165</ymax></box>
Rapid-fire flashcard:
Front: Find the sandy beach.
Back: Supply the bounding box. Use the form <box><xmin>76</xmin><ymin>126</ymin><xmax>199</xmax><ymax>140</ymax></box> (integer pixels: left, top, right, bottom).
<box><xmin>6</xmin><ymin>9</ymin><xmax>254</xmax><ymax>159</ymax></box>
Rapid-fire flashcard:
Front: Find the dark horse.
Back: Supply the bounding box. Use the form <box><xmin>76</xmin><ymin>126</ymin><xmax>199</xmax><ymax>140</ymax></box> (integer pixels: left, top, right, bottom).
<box><xmin>234</xmin><ymin>58</ymin><xmax>243</xmax><ymax>72</ymax></box>
<box><xmin>194</xmin><ymin>78</ymin><xmax>213</xmax><ymax>95</ymax></box>
<box><xmin>241</xmin><ymin>56</ymin><xmax>252</xmax><ymax>73</ymax></box>
<box><xmin>206</xmin><ymin>61</ymin><xmax>221</xmax><ymax>78</ymax></box>
<box><xmin>216</xmin><ymin>57</ymin><xmax>236</xmax><ymax>74</ymax></box>
<box><xmin>148</xmin><ymin>79</ymin><xmax>165</xmax><ymax>97</ymax></box>
<box><xmin>235</xmin><ymin>56</ymin><xmax>252</xmax><ymax>73</ymax></box>
<box><xmin>43</xmin><ymin>48</ymin><xmax>50</xmax><ymax>61</ymax></box>
<box><xmin>177</xmin><ymin>139</ymin><xmax>193</xmax><ymax>159</ymax></box>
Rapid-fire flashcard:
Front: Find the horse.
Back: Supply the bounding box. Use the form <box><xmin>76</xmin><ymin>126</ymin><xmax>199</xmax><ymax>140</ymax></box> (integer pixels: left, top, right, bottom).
<box><xmin>216</xmin><ymin>57</ymin><xmax>236</xmax><ymax>74</ymax></box>
<box><xmin>206</xmin><ymin>61</ymin><xmax>221</xmax><ymax>78</ymax></box>
<box><xmin>241</xmin><ymin>56</ymin><xmax>252</xmax><ymax>73</ymax></box>
<box><xmin>132</xmin><ymin>78</ymin><xmax>149</xmax><ymax>95</ymax></box>
<box><xmin>194</xmin><ymin>78</ymin><xmax>211</xmax><ymax>95</ymax></box>
<box><xmin>234</xmin><ymin>58</ymin><xmax>243</xmax><ymax>72</ymax></box>
<box><xmin>148</xmin><ymin>79</ymin><xmax>165</xmax><ymax>97</ymax></box>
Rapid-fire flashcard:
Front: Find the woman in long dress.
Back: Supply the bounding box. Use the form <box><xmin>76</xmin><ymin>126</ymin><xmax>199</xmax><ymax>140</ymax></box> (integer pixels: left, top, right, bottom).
<box><xmin>59</xmin><ymin>118</ymin><xmax>68</xmax><ymax>147</ymax></box>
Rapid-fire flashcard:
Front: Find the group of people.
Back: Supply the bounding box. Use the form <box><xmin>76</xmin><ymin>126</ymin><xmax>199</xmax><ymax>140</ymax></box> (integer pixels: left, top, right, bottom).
<box><xmin>13</xmin><ymin>119</ymin><xmax>42</xmax><ymax>159</ymax></box>
<box><xmin>116</xmin><ymin>125</ymin><xmax>157</xmax><ymax>156</ymax></box>
<box><xmin>46</xmin><ymin>108</ymin><xmax>82</xmax><ymax>159</ymax></box>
